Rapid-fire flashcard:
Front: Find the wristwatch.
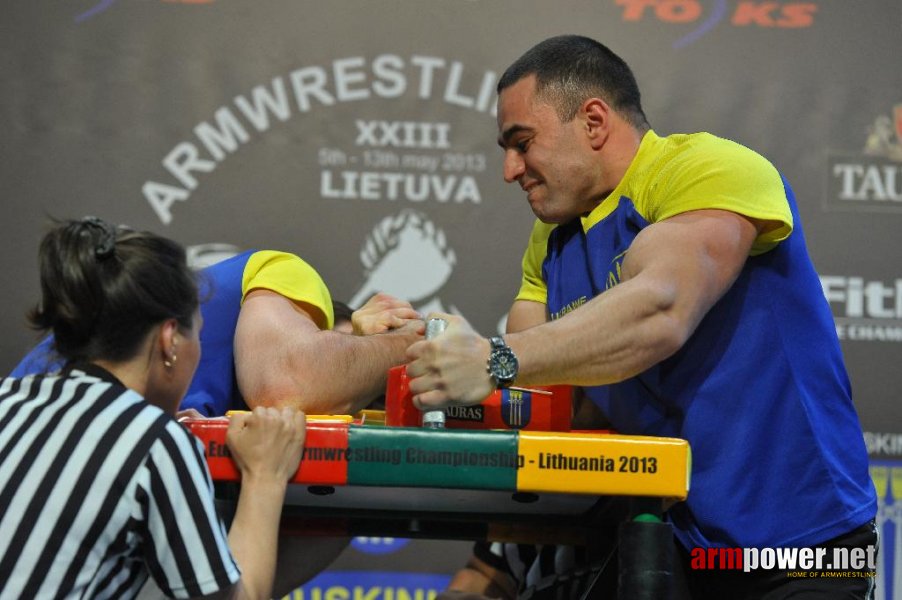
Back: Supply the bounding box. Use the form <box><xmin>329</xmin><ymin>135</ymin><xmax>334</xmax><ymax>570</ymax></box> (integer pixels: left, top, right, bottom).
<box><xmin>486</xmin><ymin>336</ymin><xmax>518</xmax><ymax>388</ymax></box>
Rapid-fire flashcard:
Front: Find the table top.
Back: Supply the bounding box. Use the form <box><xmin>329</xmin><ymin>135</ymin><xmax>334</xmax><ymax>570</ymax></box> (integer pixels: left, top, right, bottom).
<box><xmin>187</xmin><ymin>416</ymin><xmax>691</xmax><ymax>500</ymax></box>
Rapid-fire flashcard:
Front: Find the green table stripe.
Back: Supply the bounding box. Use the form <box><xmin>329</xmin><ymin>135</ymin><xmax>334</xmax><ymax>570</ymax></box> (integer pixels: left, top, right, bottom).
<box><xmin>347</xmin><ymin>425</ymin><xmax>519</xmax><ymax>490</ymax></box>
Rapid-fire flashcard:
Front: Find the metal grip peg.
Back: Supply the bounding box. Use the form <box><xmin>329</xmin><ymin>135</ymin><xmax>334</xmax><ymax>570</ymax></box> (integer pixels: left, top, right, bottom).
<box><xmin>422</xmin><ymin>318</ymin><xmax>447</xmax><ymax>429</ymax></box>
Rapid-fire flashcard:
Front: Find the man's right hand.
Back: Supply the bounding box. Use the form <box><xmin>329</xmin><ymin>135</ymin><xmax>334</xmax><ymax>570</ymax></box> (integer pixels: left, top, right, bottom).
<box><xmin>226</xmin><ymin>406</ymin><xmax>306</xmax><ymax>483</ymax></box>
<box><xmin>407</xmin><ymin>313</ymin><xmax>496</xmax><ymax>408</ymax></box>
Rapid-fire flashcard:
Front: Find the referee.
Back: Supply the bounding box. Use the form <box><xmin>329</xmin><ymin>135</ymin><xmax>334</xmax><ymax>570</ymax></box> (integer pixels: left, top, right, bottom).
<box><xmin>0</xmin><ymin>217</ymin><xmax>306</xmax><ymax>599</ymax></box>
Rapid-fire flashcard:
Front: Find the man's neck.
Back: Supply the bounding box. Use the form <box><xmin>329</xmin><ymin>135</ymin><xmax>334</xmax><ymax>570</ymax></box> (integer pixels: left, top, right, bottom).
<box><xmin>593</xmin><ymin>122</ymin><xmax>647</xmax><ymax>206</ymax></box>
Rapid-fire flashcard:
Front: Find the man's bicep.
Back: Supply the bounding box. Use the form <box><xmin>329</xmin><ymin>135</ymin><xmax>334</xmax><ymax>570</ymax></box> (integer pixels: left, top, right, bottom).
<box><xmin>622</xmin><ymin>209</ymin><xmax>758</xmax><ymax>321</ymax></box>
<box><xmin>234</xmin><ymin>289</ymin><xmax>321</xmax><ymax>409</ymax></box>
<box><xmin>506</xmin><ymin>300</ymin><xmax>548</xmax><ymax>333</ymax></box>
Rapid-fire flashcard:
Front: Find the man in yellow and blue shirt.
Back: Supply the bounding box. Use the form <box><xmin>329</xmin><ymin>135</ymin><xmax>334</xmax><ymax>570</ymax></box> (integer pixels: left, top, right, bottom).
<box><xmin>412</xmin><ymin>35</ymin><xmax>876</xmax><ymax>599</ymax></box>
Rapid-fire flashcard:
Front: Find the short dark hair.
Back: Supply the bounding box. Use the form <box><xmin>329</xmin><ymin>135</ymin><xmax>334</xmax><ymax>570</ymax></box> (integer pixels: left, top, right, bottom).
<box><xmin>332</xmin><ymin>300</ymin><xmax>355</xmax><ymax>326</ymax></box>
<box><xmin>497</xmin><ymin>35</ymin><xmax>649</xmax><ymax>129</ymax></box>
<box><xmin>28</xmin><ymin>217</ymin><xmax>199</xmax><ymax>365</ymax></box>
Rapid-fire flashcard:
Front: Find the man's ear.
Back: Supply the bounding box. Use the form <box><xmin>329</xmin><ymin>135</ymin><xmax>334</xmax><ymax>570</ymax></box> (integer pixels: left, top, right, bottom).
<box><xmin>583</xmin><ymin>97</ymin><xmax>611</xmax><ymax>150</ymax></box>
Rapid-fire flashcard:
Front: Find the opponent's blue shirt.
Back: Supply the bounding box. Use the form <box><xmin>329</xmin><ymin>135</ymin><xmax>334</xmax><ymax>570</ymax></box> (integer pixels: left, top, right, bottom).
<box><xmin>519</xmin><ymin>131</ymin><xmax>876</xmax><ymax>549</ymax></box>
<box><xmin>182</xmin><ymin>251</ymin><xmax>250</xmax><ymax>416</ymax></box>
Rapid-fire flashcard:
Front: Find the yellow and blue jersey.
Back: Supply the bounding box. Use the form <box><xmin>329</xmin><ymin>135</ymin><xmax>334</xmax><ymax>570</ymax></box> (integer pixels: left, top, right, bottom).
<box><xmin>184</xmin><ymin>250</ymin><xmax>333</xmax><ymax>416</ymax></box>
<box><xmin>519</xmin><ymin>131</ymin><xmax>876</xmax><ymax>550</ymax></box>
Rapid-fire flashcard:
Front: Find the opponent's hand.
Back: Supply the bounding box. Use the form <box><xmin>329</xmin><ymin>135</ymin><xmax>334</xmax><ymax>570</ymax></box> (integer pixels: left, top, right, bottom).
<box><xmin>352</xmin><ymin>292</ymin><xmax>421</xmax><ymax>335</ymax></box>
<box><xmin>175</xmin><ymin>408</ymin><xmax>205</xmax><ymax>422</ymax></box>
<box><xmin>226</xmin><ymin>406</ymin><xmax>306</xmax><ymax>483</ymax></box>
<box><xmin>406</xmin><ymin>313</ymin><xmax>495</xmax><ymax>408</ymax></box>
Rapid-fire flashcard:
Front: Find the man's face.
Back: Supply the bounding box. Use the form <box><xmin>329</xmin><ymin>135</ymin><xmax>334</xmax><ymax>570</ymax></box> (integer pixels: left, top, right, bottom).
<box><xmin>497</xmin><ymin>75</ymin><xmax>599</xmax><ymax>224</ymax></box>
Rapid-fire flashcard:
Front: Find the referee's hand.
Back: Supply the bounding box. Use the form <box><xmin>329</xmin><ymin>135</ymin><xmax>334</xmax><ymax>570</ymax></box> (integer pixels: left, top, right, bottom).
<box><xmin>226</xmin><ymin>406</ymin><xmax>306</xmax><ymax>483</ymax></box>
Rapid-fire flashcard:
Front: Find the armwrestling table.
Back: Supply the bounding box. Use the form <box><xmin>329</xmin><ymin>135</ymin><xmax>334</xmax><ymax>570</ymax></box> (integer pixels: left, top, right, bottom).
<box><xmin>186</xmin><ymin>415</ymin><xmax>691</xmax><ymax>599</ymax></box>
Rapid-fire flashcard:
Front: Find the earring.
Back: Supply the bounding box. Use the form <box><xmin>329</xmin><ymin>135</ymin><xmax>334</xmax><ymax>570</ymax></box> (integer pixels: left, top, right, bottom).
<box><xmin>164</xmin><ymin>336</ymin><xmax>179</xmax><ymax>369</ymax></box>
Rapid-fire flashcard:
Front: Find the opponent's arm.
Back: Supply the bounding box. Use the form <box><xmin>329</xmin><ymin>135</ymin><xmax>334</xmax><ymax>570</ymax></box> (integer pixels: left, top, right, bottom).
<box><xmin>408</xmin><ymin>209</ymin><xmax>760</xmax><ymax>406</ymax></box>
<box><xmin>505</xmin><ymin>299</ymin><xmax>547</xmax><ymax>334</ymax></box>
<box><xmin>234</xmin><ymin>289</ymin><xmax>421</xmax><ymax>414</ymax></box>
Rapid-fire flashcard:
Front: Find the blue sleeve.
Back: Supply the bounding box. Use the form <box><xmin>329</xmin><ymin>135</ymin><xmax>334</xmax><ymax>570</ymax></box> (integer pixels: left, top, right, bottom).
<box><xmin>9</xmin><ymin>336</ymin><xmax>63</xmax><ymax>377</ymax></box>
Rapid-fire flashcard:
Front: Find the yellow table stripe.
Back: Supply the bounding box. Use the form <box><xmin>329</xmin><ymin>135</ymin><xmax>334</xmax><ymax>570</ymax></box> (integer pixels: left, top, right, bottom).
<box><xmin>517</xmin><ymin>432</ymin><xmax>691</xmax><ymax>499</ymax></box>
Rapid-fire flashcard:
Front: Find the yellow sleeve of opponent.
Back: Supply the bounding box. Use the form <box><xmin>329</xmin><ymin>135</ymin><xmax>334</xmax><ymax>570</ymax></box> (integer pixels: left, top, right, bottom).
<box><xmin>241</xmin><ymin>250</ymin><xmax>334</xmax><ymax>330</ymax></box>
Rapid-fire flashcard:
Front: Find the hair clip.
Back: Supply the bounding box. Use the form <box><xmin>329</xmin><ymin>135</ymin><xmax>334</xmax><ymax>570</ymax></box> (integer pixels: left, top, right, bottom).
<box><xmin>81</xmin><ymin>216</ymin><xmax>116</xmax><ymax>260</ymax></box>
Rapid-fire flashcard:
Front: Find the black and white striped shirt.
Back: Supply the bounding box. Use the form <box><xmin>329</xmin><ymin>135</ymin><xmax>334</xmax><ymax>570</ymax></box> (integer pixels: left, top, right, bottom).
<box><xmin>0</xmin><ymin>365</ymin><xmax>239</xmax><ymax>599</ymax></box>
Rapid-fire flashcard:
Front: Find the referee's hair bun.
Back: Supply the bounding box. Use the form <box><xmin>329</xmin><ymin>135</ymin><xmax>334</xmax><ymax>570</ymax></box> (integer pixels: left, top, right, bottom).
<box><xmin>27</xmin><ymin>217</ymin><xmax>198</xmax><ymax>365</ymax></box>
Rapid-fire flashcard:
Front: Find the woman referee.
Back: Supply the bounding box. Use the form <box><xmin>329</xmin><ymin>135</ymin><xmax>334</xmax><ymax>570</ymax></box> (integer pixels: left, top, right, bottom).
<box><xmin>0</xmin><ymin>217</ymin><xmax>306</xmax><ymax>599</ymax></box>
